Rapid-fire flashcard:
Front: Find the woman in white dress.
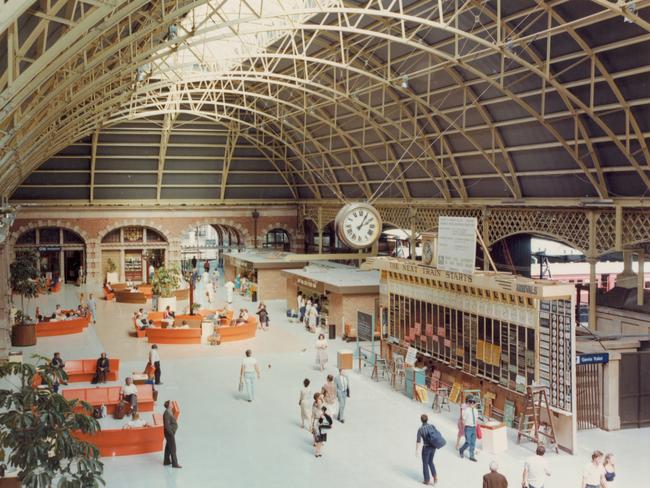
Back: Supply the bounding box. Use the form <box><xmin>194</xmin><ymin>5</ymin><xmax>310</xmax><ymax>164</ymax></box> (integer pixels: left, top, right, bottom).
<box><xmin>307</xmin><ymin>303</ymin><xmax>319</xmax><ymax>333</ymax></box>
<box><xmin>315</xmin><ymin>334</ymin><xmax>328</xmax><ymax>371</ymax></box>
<box><xmin>298</xmin><ymin>378</ymin><xmax>312</xmax><ymax>429</ymax></box>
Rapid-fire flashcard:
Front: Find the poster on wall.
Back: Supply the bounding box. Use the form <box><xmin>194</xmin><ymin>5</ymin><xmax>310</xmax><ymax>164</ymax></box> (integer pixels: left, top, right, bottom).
<box><xmin>436</xmin><ymin>216</ymin><xmax>477</xmax><ymax>275</ymax></box>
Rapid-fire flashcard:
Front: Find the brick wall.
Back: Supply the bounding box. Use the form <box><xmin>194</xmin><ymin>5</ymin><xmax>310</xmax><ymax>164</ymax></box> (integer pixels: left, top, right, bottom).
<box><xmin>257</xmin><ymin>269</ymin><xmax>288</xmax><ymax>301</ymax></box>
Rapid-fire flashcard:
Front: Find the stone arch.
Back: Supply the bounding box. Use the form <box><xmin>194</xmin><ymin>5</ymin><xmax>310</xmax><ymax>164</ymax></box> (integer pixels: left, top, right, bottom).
<box><xmin>179</xmin><ymin>219</ymin><xmax>251</xmax><ymax>247</ymax></box>
<box><xmin>9</xmin><ymin>219</ymin><xmax>90</xmax><ymax>248</ymax></box>
<box><xmin>96</xmin><ymin>219</ymin><xmax>173</xmax><ymax>243</ymax></box>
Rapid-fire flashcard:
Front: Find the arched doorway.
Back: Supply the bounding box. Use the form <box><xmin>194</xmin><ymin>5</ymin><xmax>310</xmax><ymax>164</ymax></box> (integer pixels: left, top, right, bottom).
<box><xmin>264</xmin><ymin>228</ymin><xmax>290</xmax><ymax>251</ymax></box>
<box><xmin>14</xmin><ymin>227</ymin><xmax>86</xmax><ymax>283</ymax></box>
<box><xmin>100</xmin><ymin>226</ymin><xmax>167</xmax><ymax>283</ymax></box>
<box><xmin>180</xmin><ymin>223</ymin><xmax>244</xmax><ymax>273</ymax></box>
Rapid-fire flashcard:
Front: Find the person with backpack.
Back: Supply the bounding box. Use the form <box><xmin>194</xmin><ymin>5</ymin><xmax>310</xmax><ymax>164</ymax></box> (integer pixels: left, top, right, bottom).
<box><xmin>416</xmin><ymin>414</ymin><xmax>446</xmax><ymax>485</ymax></box>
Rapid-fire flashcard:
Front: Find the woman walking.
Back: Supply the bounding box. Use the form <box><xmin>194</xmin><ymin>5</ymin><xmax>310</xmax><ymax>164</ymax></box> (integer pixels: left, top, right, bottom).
<box><xmin>307</xmin><ymin>301</ymin><xmax>319</xmax><ymax>332</ymax></box>
<box><xmin>299</xmin><ymin>378</ymin><xmax>312</xmax><ymax>429</ymax></box>
<box><xmin>239</xmin><ymin>349</ymin><xmax>261</xmax><ymax>402</ymax></box>
<box><xmin>321</xmin><ymin>374</ymin><xmax>336</xmax><ymax>406</ymax></box>
<box><xmin>315</xmin><ymin>334</ymin><xmax>328</xmax><ymax>371</ymax></box>
<box><xmin>257</xmin><ymin>303</ymin><xmax>270</xmax><ymax>330</ymax></box>
<box><xmin>604</xmin><ymin>453</ymin><xmax>616</xmax><ymax>487</ymax></box>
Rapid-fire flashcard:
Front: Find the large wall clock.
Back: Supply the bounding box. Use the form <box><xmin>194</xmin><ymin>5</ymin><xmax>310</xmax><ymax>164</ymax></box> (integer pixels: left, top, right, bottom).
<box><xmin>335</xmin><ymin>203</ymin><xmax>383</xmax><ymax>249</ymax></box>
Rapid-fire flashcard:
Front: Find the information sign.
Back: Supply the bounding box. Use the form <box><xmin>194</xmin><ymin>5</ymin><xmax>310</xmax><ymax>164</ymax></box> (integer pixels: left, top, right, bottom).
<box><xmin>576</xmin><ymin>353</ymin><xmax>609</xmax><ymax>365</ymax></box>
<box><xmin>405</xmin><ymin>346</ymin><xmax>418</xmax><ymax>366</ymax></box>
<box><xmin>357</xmin><ymin>311</ymin><xmax>373</xmax><ymax>342</ymax></box>
<box><xmin>436</xmin><ymin>216</ymin><xmax>477</xmax><ymax>274</ymax></box>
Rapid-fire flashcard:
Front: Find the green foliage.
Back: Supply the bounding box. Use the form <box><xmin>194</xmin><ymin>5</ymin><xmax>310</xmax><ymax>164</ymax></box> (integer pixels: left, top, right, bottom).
<box><xmin>151</xmin><ymin>265</ymin><xmax>181</xmax><ymax>298</ymax></box>
<box><xmin>0</xmin><ymin>356</ymin><xmax>104</xmax><ymax>488</ymax></box>
<box><xmin>10</xmin><ymin>251</ymin><xmax>42</xmax><ymax>311</ymax></box>
<box><xmin>105</xmin><ymin>258</ymin><xmax>117</xmax><ymax>274</ymax></box>
<box><xmin>191</xmin><ymin>303</ymin><xmax>201</xmax><ymax>312</ymax></box>
<box><xmin>13</xmin><ymin>310</ymin><xmax>33</xmax><ymax>326</ymax></box>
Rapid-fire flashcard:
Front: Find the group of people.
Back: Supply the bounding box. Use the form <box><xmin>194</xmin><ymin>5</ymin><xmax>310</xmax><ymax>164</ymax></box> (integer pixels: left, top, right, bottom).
<box><xmin>297</xmin><ymin>291</ymin><xmax>320</xmax><ymax>332</ymax></box>
<box><xmin>416</xmin><ymin>409</ymin><xmax>618</xmax><ymax>487</ymax></box>
<box><xmin>298</xmin><ymin>368</ymin><xmax>351</xmax><ymax>458</ymax></box>
<box><xmin>35</xmin><ymin>294</ymin><xmax>97</xmax><ymax>324</ymax></box>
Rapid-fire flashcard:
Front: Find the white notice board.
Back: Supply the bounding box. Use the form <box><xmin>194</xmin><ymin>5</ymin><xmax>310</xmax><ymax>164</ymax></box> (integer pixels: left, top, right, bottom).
<box><xmin>436</xmin><ymin>216</ymin><xmax>477</xmax><ymax>275</ymax></box>
<box><xmin>405</xmin><ymin>347</ymin><xmax>418</xmax><ymax>366</ymax></box>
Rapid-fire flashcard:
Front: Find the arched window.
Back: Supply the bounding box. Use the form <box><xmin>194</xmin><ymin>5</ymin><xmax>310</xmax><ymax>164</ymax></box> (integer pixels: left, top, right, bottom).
<box><xmin>265</xmin><ymin>228</ymin><xmax>290</xmax><ymax>251</ymax></box>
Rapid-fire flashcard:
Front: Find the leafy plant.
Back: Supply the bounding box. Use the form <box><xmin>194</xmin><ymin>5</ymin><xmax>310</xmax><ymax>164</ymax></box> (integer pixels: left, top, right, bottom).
<box><xmin>105</xmin><ymin>258</ymin><xmax>117</xmax><ymax>274</ymax></box>
<box><xmin>191</xmin><ymin>303</ymin><xmax>201</xmax><ymax>312</ymax></box>
<box><xmin>13</xmin><ymin>310</ymin><xmax>33</xmax><ymax>326</ymax></box>
<box><xmin>151</xmin><ymin>265</ymin><xmax>181</xmax><ymax>298</ymax></box>
<box><xmin>0</xmin><ymin>355</ymin><xmax>104</xmax><ymax>487</ymax></box>
<box><xmin>10</xmin><ymin>250</ymin><xmax>42</xmax><ymax>316</ymax></box>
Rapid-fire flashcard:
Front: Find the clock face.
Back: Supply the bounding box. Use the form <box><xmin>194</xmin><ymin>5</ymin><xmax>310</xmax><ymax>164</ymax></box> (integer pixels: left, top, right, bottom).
<box><xmin>335</xmin><ymin>203</ymin><xmax>382</xmax><ymax>249</ymax></box>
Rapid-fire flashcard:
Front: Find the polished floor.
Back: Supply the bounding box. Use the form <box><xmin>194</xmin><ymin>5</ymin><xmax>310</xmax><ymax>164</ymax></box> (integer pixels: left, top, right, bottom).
<box><xmin>16</xmin><ymin>279</ymin><xmax>650</xmax><ymax>488</ymax></box>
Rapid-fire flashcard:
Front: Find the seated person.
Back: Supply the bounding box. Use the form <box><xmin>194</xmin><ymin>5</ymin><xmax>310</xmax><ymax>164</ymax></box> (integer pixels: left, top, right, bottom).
<box><xmin>217</xmin><ymin>303</ymin><xmax>233</xmax><ymax>320</ymax></box>
<box><xmin>121</xmin><ymin>377</ymin><xmax>138</xmax><ymax>415</ymax></box>
<box><xmin>162</xmin><ymin>306</ymin><xmax>175</xmax><ymax>326</ymax></box>
<box><xmin>234</xmin><ymin>308</ymin><xmax>249</xmax><ymax>326</ymax></box>
<box><xmin>35</xmin><ymin>306</ymin><xmax>42</xmax><ymax>322</ymax></box>
<box><xmin>54</xmin><ymin>304</ymin><xmax>66</xmax><ymax>320</ymax></box>
<box><xmin>124</xmin><ymin>412</ymin><xmax>148</xmax><ymax>429</ymax></box>
<box><xmin>105</xmin><ymin>282</ymin><xmax>114</xmax><ymax>292</ymax></box>
<box><xmin>49</xmin><ymin>275</ymin><xmax>60</xmax><ymax>291</ymax></box>
<box><xmin>95</xmin><ymin>352</ymin><xmax>110</xmax><ymax>383</ymax></box>
<box><xmin>175</xmin><ymin>320</ymin><xmax>190</xmax><ymax>329</ymax></box>
<box><xmin>135</xmin><ymin>308</ymin><xmax>148</xmax><ymax>327</ymax></box>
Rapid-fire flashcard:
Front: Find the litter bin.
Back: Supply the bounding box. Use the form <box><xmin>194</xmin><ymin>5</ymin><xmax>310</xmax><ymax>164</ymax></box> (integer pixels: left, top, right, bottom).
<box><xmin>328</xmin><ymin>324</ymin><xmax>336</xmax><ymax>340</ymax></box>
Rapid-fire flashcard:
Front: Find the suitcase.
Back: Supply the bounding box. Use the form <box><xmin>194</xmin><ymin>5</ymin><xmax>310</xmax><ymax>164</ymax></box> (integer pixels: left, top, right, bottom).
<box><xmin>113</xmin><ymin>401</ymin><xmax>130</xmax><ymax>419</ymax></box>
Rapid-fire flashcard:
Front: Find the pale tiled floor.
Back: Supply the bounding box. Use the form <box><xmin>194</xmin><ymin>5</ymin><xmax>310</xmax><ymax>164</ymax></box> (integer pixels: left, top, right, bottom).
<box><xmin>16</xmin><ymin>279</ymin><xmax>650</xmax><ymax>488</ymax></box>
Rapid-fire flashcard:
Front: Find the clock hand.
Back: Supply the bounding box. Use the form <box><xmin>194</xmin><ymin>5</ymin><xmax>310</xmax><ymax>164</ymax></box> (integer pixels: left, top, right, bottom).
<box><xmin>357</xmin><ymin>214</ymin><xmax>369</xmax><ymax>231</ymax></box>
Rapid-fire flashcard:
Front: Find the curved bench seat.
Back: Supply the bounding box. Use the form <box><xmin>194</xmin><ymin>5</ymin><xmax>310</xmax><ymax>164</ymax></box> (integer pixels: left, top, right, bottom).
<box><xmin>145</xmin><ymin>327</ymin><xmax>201</xmax><ymax>344</ymax></box>
<box><xmin>74</xmin><ymin>415</ymin><xmax>163</xmax><ymax>457</ymax></box>
<box><xmin>35</xmin><ymin>316</ymin><xmax>90</xmax><ymax>337</ymax></box>
<box><xmin>217</xmin><ymin>317</ymin><xmax>257</xmax><ymax>343</ymax></box>
<box><xmin>62</xmin><ymin>384</ymin><xmax>155</xmax><ymax>414</ymax></box>
<box><xmin>116</xmin><ymin>291</ymin><xmax>147</xmax><ymax>304</ymax></box>
<box><xmin>64</xmin><ymin>359</ymin><xmax>120</xmax><ymax>383</ymax></box>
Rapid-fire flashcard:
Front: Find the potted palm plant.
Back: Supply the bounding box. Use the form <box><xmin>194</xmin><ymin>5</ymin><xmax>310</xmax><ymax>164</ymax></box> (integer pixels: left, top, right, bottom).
<box><xmin>9</xmin><ymin>251</ymin><xmax>41</xmax><ymax>347</ymax></box>
<box><xmin>151</xmin><ymin>265</ymin><xmax>181</xmax><ymax>312</ymax></box>
<box><xmin>105</xmin><ymin>258</ymin><xmax>118</xmax><ymax>285</ymax></box>
<box><xmin>0</xmin><ymin>356</ymin><xmax>104</xmax><ymax>487</ymax></box>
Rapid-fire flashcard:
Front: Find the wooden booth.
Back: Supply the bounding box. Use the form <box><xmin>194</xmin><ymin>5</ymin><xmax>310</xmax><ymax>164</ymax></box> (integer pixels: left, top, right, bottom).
<box><xmin>223</xmin><ymin>250</ymin><xmax>307</xmax><ymax>301</ymax></box>
<box><xmin>283</xmin><ymin>262</ymin><xmax>380</xmax><ymax>338</ymax></box>
<box><xmin>367</xmin><ymin>257</ymin><xmax>577</xmax><ymax>453</ymax></box>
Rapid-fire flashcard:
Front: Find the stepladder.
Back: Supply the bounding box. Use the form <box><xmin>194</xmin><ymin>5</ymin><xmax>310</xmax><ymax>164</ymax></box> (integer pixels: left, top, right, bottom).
<box><xmin>517</xmin><ymin>386</ymin><xmax>559</xmax><ymax>453</ymax></box>
<box><xmin>432</xmin><ymin>387</ymin><xmax>451</xmax><ymax>413</ymax></box>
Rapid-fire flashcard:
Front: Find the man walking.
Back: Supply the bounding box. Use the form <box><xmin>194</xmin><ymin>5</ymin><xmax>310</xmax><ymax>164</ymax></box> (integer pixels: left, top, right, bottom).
<box><xmin>483</xmin><ymin>461</ymin><xmax>508</xmax><ymax>488</ymax></box>
<box><xmin>459</xmin><ymin>396</ymin><xmax>478</xmax><ymax>462</ymax></box>
<box><xmin>87</xmin><ymin>293</ymin><xmax>97</xmax><ymax>324</ymax></box>
<box><xmin>416</xmin><ymin>414</ymin><xmax>440</xmax><ymax>485</ymax></box>
<box><xmin>334</xmin><ymin>368</ymin><xmax>349</xmax><ymax>423</ymax></box>
<box><xmin>149</xmin><ymin>344</ymin><xmax>161</xmax><ymax>385</ymax></box>
<box><xmin>163</xmin><ymin>400</ymin><xmax>181</xmax><ymax>468</ymax></box>
<box><xmin>522</xmin><ymin>445</ymin><xmax>551</xmax><ymax>488</ymax></box>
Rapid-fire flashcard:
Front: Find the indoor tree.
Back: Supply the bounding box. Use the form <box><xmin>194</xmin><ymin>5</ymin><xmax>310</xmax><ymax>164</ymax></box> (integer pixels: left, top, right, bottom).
<box><xmin>9</xmin><ymin>250</ymin><xmax>42</xmax><ymax>321</ymax></box>
<box><xmin>150</xmin><ymin>265</ymin><xmax>181</xmax><ymax>298</ymax></box>
<box><xmin>0</xmin><ymin>356</ymin><xmax>104</xmax><ymax>487</ymax></box>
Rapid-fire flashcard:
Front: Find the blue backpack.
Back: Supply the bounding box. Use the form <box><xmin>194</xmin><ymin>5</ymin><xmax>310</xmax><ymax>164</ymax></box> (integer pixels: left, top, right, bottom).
<box><xmin>425</xmin><ymin>426</ymin><xmax>447</xmax><ymax>449</ymax></box>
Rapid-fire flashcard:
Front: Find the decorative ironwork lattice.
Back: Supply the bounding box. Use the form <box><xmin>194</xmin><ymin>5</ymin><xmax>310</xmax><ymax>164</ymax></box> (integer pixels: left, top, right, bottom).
<box><xmin>377</xmin><ymin>206</ymin><xmax>411</xmax><ymax>229</ymax></box>
<box><xmin>622</xmin><ymin>209</ymin><xmax>650</xmax><ymax>249</ymax></box>
<box><xmin>415</xmin><ymin>207</ymin><xmax>483</xmax><ymax>233</ymax></box>
<box><xmin>488</xmin><ymin>208</ymin><xmax>591</xmax><ymax>253</ymax></box>
<box><xmin>594</xmin><ymin>211</ymin><xmax>617</xmax><ymax>255</ymax></box>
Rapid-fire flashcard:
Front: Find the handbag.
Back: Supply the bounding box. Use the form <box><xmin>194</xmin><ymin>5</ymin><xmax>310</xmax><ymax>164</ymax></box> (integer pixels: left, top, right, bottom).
<box><xmin>476</xmin><ymin>423</ymin><xmax>483</xmax><ymax>440</ymax></box>
<box><xmin>238</xmin><ymin>379</ymin><xmax>243</xmax><ymax>392</ymax></box>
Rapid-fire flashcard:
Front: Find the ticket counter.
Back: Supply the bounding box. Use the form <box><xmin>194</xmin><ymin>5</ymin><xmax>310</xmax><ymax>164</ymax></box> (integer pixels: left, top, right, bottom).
<box><xmin>283</xmin><ymin>262</ymin><xmax>380</xmax><ymax>337</ymax></box>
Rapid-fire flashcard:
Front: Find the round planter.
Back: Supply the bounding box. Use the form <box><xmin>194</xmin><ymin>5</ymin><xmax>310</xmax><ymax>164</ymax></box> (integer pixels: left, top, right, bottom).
<box><xmin>11</xmin><ymin>324</ymin><xmax>37</xmax><ymax>347</ymax></box>
<box><xmin>157</xmin><ymin>296</ymin><xmax>177</xmax><ymax>312</ymax></box>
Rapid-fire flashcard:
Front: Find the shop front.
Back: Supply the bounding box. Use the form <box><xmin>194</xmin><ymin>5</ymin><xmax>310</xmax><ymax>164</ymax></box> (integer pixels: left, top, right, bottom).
<box><xmin>223</xmin><ymin>250</ymin><xmax>307</xmax><ymax>301</ymax></box>
<box><xmin>283</xmin><ymin>263</ymin><xmax>380</xmax><ymax>337</ymax></box>
<box><xmin>14</xmin><ymin>227</ymin><xmax>86</xmax><ymax>283</ymax></box>
<box><xmin>100</xmin><ymin>226</ymin><xmax>167</xmax><ymax>284</ymax></box>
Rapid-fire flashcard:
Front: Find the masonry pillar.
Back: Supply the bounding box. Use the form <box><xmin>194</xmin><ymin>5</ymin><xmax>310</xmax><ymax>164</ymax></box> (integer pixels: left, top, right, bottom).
<box><xmin>0</xmin><ymin>242</ymin><xmax>12</xmax><ymax>359</ymax></box>
<box><xmin>588</xmin><ymin>257</ymin><xmax>598</xmax><ymax>329</ymax></box>
<box><xmin>616</xmin><ymin>250</ymin><xmax>637</xmax><ymax>289</ymax></box>
<box><xmin>602</xmin><ymin>353</ymin><xmax>621</xmax><ymax>430</ymax></box>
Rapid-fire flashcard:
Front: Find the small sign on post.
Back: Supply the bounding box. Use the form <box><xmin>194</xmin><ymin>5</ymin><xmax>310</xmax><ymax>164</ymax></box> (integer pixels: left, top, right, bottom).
<box><xmin>576</xmin><ymin>353</ymin><xmax>609</xmax><ymax>365</ymax></box>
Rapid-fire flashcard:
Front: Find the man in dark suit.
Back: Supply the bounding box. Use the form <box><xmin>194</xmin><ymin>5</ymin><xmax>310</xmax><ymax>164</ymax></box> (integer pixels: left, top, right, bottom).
<box><xmin>163</xmin><ymin>400</ymin><xmax>181</xmax><ymax>468</ymax></box>
<box><xmin>483</xmin><ymin>461</ymin><xmax>508</xmax><ymax>488</ymax></box>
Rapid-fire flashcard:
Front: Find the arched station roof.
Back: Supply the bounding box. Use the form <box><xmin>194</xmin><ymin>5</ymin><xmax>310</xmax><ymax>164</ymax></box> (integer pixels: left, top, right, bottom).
<box><xmin>1</xmin><ymin>0</ymin><xmax>649</xmax><ymax>205</ymax></box>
